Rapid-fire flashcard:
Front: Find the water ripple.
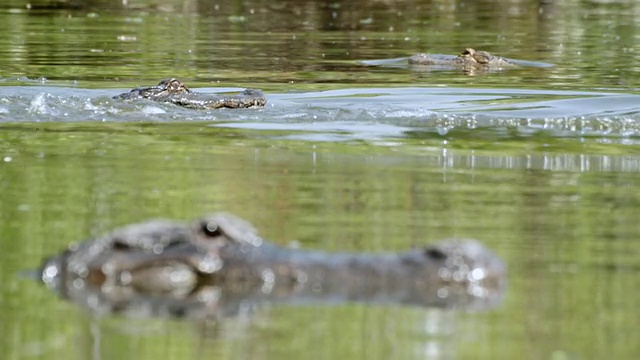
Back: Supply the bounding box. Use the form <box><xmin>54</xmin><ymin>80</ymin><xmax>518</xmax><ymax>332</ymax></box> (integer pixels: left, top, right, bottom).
<box><xmin>1</xmin><ymin>85</ymin><xmax>640</xmax><ymax>141</ymax></box>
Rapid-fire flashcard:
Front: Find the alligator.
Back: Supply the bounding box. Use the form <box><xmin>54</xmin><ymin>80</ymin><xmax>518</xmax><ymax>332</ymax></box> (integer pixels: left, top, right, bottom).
<box><xmin>39</xmin><ymin>213</ymin><xmax>507</xmax><ymax>318</ymax></box>
<box><xmin>114</xmin><ymin>78</ymin><xmax>266</xmax><ymax>109</ymax></box>
<box><xmin>409</xmin><ymin>48</ymin><xmax>516</xmax><ymax>70</ymax></box>
<box><xmin>360</xmin><ymin>48</ymin><xmax>553</xmax><ymax>73</ymax></box>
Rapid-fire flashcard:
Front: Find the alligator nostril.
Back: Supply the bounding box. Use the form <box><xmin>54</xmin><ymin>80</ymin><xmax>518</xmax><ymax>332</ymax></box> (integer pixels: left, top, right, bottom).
<box><xmin>112</xmin><ymin>241</ymin><xmax>132</xmax><ymax>251</ymax></box>
<box><xmin>424</xmin><ymin>247</ymin><xmax>447</xmax><ymax>260</ymax></box>
<box><xmin>201</xmin><ymin>220</ymin><xmax>222</xmax><ymax>238</ymax></box>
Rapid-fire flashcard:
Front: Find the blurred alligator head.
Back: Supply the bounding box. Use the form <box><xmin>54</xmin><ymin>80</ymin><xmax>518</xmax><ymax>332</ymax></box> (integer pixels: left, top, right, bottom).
<box><xmin>40</xmin><ymin>213</ymin><xmax>507</xmax><ymax>318</ymax></box>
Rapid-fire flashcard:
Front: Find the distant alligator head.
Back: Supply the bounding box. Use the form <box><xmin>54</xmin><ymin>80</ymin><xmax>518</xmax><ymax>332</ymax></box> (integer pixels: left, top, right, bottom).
<box><xmin>40</xmin><ymin>213</ymin><xmax>507</xmax><ymax>318</ymax></box>
<box><xmin>409</xmin><ymin>48</ymin><xmax>516</xmax><ymax>70</ymax></box>
<box><xmin>114</xmin><ymin>79</ymin><xmax>266</xmax><ymax>109</ymax></box>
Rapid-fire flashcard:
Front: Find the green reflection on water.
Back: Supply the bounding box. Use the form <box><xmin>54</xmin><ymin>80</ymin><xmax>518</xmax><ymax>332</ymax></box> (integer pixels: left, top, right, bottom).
<box><xmin>0</xmin><ymin>122</ymin><xmax>638</xmax><ymax>359</ymax></box>
<box><xmin>0</xmin><ymin>0</ymin><xmax>639</xmax><ymax>358</ymax></box>
<box><xmin>1</xmin><ymin>0</ymin><xmax>640</xmax><ymax>90</ymax></box>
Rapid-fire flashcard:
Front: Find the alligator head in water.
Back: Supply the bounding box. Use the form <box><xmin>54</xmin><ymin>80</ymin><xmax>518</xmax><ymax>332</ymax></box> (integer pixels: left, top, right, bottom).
<box><xmin>408</xmin><ymin>48</ymin><xmax>516</xmax><ymax>71</ymax></box>
<box><xmin>114</xmin><ymin>78</ymin><xmax>267</xmax><ymax>110</ymax></box>
<box><xmin>39</xmin><ymin>213</ymin><xmax>507</xmax><ymax>318</ymax></box>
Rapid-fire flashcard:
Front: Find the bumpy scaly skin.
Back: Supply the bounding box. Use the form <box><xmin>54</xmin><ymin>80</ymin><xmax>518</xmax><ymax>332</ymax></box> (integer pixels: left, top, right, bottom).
<box><xmin>409</xmin><ymin>48</ymin><xmax>515</xmax><ymax>69</ymax></box>
<box><xmin>40</xmin><ymin>213</ymin><xmax>507</xmax><ymax>317</ymax></box>
<box><xmin>114</xmin><ymin>78</ymin><xmax>266</xmax><ymax>109</ymax></box>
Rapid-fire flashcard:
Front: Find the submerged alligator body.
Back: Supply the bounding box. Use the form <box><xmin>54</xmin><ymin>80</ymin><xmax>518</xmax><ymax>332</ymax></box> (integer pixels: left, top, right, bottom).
<box><xmin>39</xmin><ymin>213</ymin><xmax>506</xmax><ymax>318</ymax></box>
<box><xmin>114</xmin><ymin>78</ymin><xmax>266</xmax><ymax>109</ymax></box>
<box><xmin>409</xmin><ymin>48</ymin><xmax>515</xmax><ymax>69</ymax></box>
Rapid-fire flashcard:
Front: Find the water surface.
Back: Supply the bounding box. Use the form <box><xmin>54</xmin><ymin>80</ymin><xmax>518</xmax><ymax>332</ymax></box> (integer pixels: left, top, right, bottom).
<box><xmin>1</xmin><ymin>0</ymin><xmax>639</xmax><ymax>359</ymax></box>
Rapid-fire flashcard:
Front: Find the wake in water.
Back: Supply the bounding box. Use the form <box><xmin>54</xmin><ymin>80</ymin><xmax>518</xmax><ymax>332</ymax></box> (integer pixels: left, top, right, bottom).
<box><xmin>1</xmin><ymin>85</ymin><xmax>640</xmax><ymax>140</ymax></box>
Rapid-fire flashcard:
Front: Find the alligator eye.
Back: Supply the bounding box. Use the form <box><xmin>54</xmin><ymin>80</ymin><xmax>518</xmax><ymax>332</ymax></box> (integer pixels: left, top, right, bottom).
<box><xmin>168</xmin><ymin>80</ymin><xmax>181</xmax><ymax>90</ymax></box>
<box><xmin>201</xmin><ymin>220</ymin><xmax>222</xmax><ymax>238</ymax></box>
<box><xmin>424</xmin><ymin>247</ymin><xmax>447</xmax><ymax>260</ymax></box>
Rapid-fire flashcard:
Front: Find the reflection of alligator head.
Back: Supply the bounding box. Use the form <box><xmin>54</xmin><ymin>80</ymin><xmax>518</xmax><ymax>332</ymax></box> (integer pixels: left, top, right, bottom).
<box><xmin>409</xmin><ymin>48</ymin><xmax>515</xmax><ymax>71</ymax></box>
<box><xmin>114</xmin><ymin>79</ymin><xmax>267</xmax><ymax>109</ymax></box>
<box><xmin>39</xmin><ymin>213</ymin><xmax>507</xmax><ymax>318</ymax></box>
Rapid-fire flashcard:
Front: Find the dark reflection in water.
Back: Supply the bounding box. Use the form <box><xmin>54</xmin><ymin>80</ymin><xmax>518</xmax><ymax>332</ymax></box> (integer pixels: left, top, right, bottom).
<box><xmin>9</xmin><ymin>0</ymin><xmax>558</xmax><ymax>32</ymax></box>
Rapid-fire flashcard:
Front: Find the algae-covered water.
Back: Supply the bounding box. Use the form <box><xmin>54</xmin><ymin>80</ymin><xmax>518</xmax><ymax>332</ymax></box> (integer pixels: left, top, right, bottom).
<box><xmin>1</xmin><ymin>0</ymin><xmax>639</xmax><ymax>359</ymax></box>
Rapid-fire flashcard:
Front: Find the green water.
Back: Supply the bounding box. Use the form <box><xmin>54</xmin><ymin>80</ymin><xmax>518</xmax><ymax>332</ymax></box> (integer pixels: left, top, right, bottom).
<box><xmin>1</xmin><ymin>0</ymin><xmax>639</xmax><ymax>359</ymax></box>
